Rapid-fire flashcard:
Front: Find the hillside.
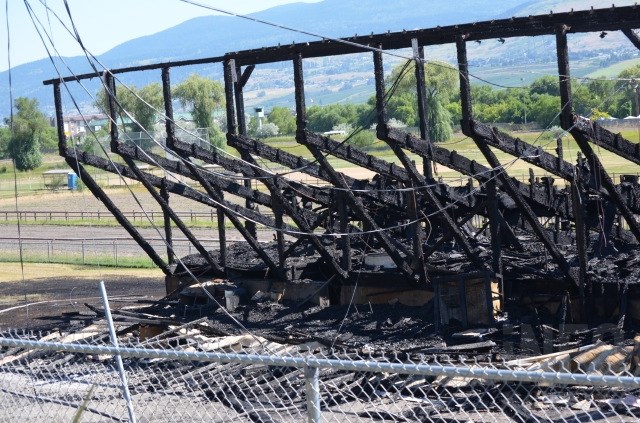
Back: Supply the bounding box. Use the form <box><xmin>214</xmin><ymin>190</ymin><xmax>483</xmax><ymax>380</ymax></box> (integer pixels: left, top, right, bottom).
<box><xmin>0</xmin><ymin>0</ymin><xmax>638</xmax><ymax>117</ymax></box>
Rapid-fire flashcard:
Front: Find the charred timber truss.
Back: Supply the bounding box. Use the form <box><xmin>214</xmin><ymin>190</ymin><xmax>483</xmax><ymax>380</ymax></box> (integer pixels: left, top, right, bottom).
<box><xmin>48</xmin><ymin>5</ymin><xmax>640</xmax><ymax>318</ymax></box>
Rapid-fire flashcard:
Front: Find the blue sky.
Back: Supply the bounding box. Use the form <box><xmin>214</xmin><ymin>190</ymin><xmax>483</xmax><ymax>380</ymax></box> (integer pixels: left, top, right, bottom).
<box><xmin>1</xmin><ymin>0</ymin><xmax>322</xmax><ymax>71</ymax></box>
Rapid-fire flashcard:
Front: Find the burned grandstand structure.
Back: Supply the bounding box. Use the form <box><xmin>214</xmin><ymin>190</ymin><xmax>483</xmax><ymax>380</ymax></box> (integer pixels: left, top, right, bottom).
<box><xmin>46</xmin><ymin>5</ymin><xmax>640</xmax><ymax>332</ymax></box>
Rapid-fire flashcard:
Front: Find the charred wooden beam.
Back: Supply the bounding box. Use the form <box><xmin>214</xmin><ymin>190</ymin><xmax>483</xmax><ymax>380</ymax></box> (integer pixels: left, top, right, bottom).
<box><xmin>469</xmin><ymin>120</ymin><xmax>577</xmax><ymax>182</ymax></box>
<box><xmin>44</xmin><ymin>6</ymin><xmax>640</xmax><ymax>84</ymax></box>
<box><xmin>232</xmin><ymin>62</ymin><xmax>258</xmax><ymax>238</ymax></box>
<box><xmin>227</xmin><ymin>133</ymin><xmax>405</xmax><ymax>211</ymax></box>
<box><xmin>622</xmin><ymin>28</ymin><xmax>640</xmax><ymax>50</ymax></box>
<box><xmin>114</xmin><ymin>141</ymin><xmax>356</xmax><ymax>236</ymax></box>
<box><xmin>159</xmin><ymin>179</ymin><xmax>176</xmax><ymax>265</ymax></box>
<box><xmin>412</xmin><ymin>38</ymin><xmax>433</xmax><ymax>179</ymax></box>
<box><xmin>573</xmin><ymin>116</ymin><xmax>640</xmax><ymax>166</ymax></box>
<box><xmin>457</xmin><ymin>35</ymin><xmax>576</xmax><ymax>286</ymax></box>
<box><xmin>302</xmin><ymin>130</ymin><xmax>478</xmax><ymax>210</ymax></box>
<box><xmin>171</xmin><ymin>136</ymin><xmax>332</xmax><ymax>207</ymax></box>
<box><xmin>73</xmin><ymin>146</ymin><xmax>290</xmax><ymax>233</ymax></box>
<box><xmin>487</xmin><ymin>172</ymin><xmax>502</xmax><ymax>276</ymax></box>
<box><xmin>63</xmin><ymin>154</ymin><xmax>170</xmax><ymax>275</ymax></box>
<box><xmin>380</xmin><ymin>125</ymin><xmax>570</xmax><ymax>219</ymax></box>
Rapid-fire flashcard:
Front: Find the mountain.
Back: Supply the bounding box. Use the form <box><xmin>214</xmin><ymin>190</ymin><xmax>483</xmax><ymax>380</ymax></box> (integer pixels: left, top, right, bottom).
<box><xmin>0</xmin><ymin>0</ymin><xmax>637</xmax><ymax>118</ymax></box>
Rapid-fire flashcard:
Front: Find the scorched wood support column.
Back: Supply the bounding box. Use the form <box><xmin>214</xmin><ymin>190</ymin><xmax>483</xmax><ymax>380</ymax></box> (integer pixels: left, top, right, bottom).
<box><xmin>294</xmin><ymin>53</ymin><xmax>418</xmax><ymax>281</ymax></box>
<box><xmin>373</xmin><ymin>50</ymin><xmax>486</xmax><ymax>273</ymax></box>
<box><xmin>224</xmin><ymin>59</ymin><xmax>257</xmax><ymax>238</ymax></box>
<box><xmin>160</xmin><ymin>68</ymin><xmax>179</xmax><ymax>266</ymax></box>
<box><xmin>412</xmin><ymin>38</ymin><xmax>433</xmax><ymax>180</ymax></box>
<box><xmin>160</xmin><ymin>179</ymin><xmax>176</xmax><ymax>265</ymax></box>
<box><xmin>456</xmin><ymin>36</ymin><xmax>576</xmax><ymax>286</ymax></box>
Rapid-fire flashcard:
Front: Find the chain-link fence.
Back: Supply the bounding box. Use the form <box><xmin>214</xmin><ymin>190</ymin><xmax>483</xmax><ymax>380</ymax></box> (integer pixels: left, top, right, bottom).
<box><xmin>2</xmin><ymin>321</ymin><xmax>640</xmax><ymax>422</ymax></box>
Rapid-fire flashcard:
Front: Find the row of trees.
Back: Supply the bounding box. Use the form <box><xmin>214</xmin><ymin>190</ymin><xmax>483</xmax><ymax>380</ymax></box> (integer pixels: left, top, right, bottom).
<box><xmin>300</xmin><ymin>62</ymin><xmax>640</xmax><ymax>141</ymax></box>
<box><xmin>3</xmin><ymin>62</ymin><xmax>640</xmax><ymax>171</ymax></box>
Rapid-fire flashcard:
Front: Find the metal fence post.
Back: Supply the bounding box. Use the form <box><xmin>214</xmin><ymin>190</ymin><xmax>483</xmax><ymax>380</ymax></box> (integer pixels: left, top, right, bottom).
<box><xmin>304</xmin><ymin>365</ymin><xmax>321</xmax><ymax>423</ymax></box>
<box><xmin>99</xmin><ymin>281</ymin><xmax>137</xmax><ymax>423</ymax></box>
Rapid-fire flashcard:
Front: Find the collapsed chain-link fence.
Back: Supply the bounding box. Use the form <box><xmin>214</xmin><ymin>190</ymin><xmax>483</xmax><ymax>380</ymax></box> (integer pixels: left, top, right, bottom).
<box><xmin>1</xmin><ymin>325</ymin><xmax>640</xmax><ymax>422</ymax></box>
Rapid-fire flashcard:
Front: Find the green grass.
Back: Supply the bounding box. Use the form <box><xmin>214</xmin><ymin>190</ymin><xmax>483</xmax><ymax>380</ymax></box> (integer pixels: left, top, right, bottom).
<box><xmin>0</xmin><ymin>253</ymin><xmax>156</xmax><ymax>269</ymax></box>
<box><xmin>0</xmin><ymin>218</ymin><xmax>223</xmax><ymax>228</ymax></box>
<box><xmin>585</xmin><ymin>58</ymin><xmax>640</xmax><ymax>79</ymax></box>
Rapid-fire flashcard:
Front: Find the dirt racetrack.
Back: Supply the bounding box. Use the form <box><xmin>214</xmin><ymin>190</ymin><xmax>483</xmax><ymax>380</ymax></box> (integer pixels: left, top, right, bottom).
<box><xmin>0</xmin><ymin>264</ymin><xmax>165</xmax><ymax>331</ymax></box>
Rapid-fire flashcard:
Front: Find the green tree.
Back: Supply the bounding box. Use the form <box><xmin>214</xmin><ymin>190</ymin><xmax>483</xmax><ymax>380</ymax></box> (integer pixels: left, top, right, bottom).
<box><xmin>96</xmin><ymin>82</ymin><xmax>163</xmax><ymax>133</ymax></box>
<box><xmin>615</xmin><ymin>64</ymin><xmax>640</xmax><ymax>116</ymax></box>
<box><xmin>382</xmin><ymin>60</ymin><xmax>458</xmax><ymax>140</ymax></box>
<box><xmin>4</xmin><ymin>97</ymin><xmax>47</xmax><ymax>171</ymax></box>
<box><xmin>529</xmin><ymin>75</ymin><xmax>559</xmax><ymax>97</ymax></box>
<box><xmin>306</xmin><ymin>104</ymin><xmax>369</xmax><ymax>132</ymax></box>
<box><xmin>528</xmin><ymin>94</ymin><xmax>561</xmax><ymax>127</ymax></box>
<box><xmin>174</xmin><ymin>74</ymin><xmax>225</xmax><ymax>129</ymax></box>
<box><xmin>0</xmin><ymin>127</ymin><xmax>10</xmax><ymax>159</ymax></box>
<box><xmin>267</xmin><ymin>106</ymin><xmax>296</xmax><ymax>135</ymax></box>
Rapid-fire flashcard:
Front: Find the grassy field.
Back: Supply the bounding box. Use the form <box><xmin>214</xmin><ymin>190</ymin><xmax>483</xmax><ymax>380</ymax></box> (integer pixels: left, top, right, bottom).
<box><xmin>0</xmin><ymin>262</ymin><xmax>162</xmax><ymax>283</ymax></box>
<box><xmin>585</xmin><ymin>57</ymin><xmax>640</xmax><ymax>79</ymax></box>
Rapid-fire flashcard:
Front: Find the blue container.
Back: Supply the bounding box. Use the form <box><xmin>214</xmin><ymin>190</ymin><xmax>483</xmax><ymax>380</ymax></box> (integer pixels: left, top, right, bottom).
<box><xmin>67</xmin><ymin>172</ymin><xmax>78</xmax><ymax>190</ymax></box>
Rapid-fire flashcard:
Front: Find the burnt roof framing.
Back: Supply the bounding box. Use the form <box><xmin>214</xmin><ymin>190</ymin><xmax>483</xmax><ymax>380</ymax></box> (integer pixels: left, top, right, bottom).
<box><xmin>43</xmin><ymin>5</ymin><xmax>640</xmax><ymax>85</ymax></box>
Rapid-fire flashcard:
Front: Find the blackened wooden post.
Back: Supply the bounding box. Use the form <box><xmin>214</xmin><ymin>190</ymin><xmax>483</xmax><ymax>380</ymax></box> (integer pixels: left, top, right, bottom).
<box><xmin>487</xmin><ymin>171</ymin><xmax>502</xmax><ymax>277</ymax></box>
<box><xmin>104</xmin><ymin>72</ymin><xmax>119</xmax><ymax>152</ymax></box>
<box><xmin>161</xmin><ymin>68</ymin><xmax>176</xmax><ymax>148</ymax></box>
<box><xmin>273</xmin><ymin>187</ymin><xmax>286</xmax><ymax>269</ymax></box>
<box><xmin>456</xmin><ymin>36</ymin><xmax>473</xmax><ymax>131</ymax></box>
<box><xmin>160</xmin><ymin>67</ymin><xmax>177</xmax><ymax>265</ymax></box>
<box><xmin>53</xmin><ymin>82</ymin><xmax>67</xmax><ymax>155</ymax></box>
<box><xmin>225</xmin><ymin>59</ymin><xmax>256</xmax><ymax>238</ymax></box>
<box><xmin>412</xmin><ymin>38</ymin><xmax>433</xmax><ymax>179</ymax></box>
<box><xmin>234</xmin><ymin>63</ymin><xmax>248</xmax><ymax>135</ymax></box>
<box><xmin>165</xmin><ymin>66</ymin><xmax>226</xmax><ymax>266</ymax></box>
<box><xmin>374</xmin><ymin>50</ymin><xmax>430</xmax><ymax>280</ymax></box>
<box><xmin>556</xmin><ymin>25</ymin><xmax>573</xmax><ymax>131</ymax></box>
<box><xmin>373</xmin><ymin>46</ymin><xmax>387</xmax><ymax>127</ymax></box>
<box><xmin>294</xmin><ymin>52</ymin><xmax>351</xmax><ymax>275</ymax></box>
<box><xmin>160</xmin><ymin>178</ymin><xmax>175</xmax><ymax>265</ymax></box>
<box><xmin>223</xmin><ymin>59</ymin><xmax>237</xmax><ymax>135</ymax></box>
<box><xmin>215</xmin><ymin>186</ymin><xmax>227</xmax><ymax>268</ymax></box>
<box><xmin>337</xmin><ymin>191</ymin><xmax>351</xmax><ymax>271</ymax></box>
<box><xmin>234</xmin><ymin>64</ymin><xmax>257</xmax><ymax>238</ymax></box>
<box><xmin>570</xmin><ymin>169</ymin><xmax>587</xmax><ymax>319</ymax></box>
